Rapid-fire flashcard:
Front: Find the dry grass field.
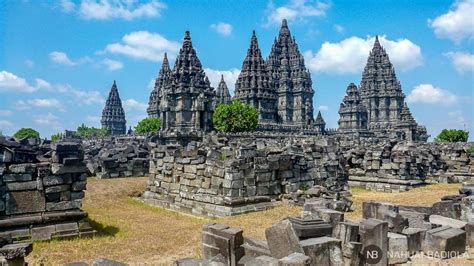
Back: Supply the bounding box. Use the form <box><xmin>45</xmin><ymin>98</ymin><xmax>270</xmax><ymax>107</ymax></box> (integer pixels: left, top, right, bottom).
<box><xmin>26</xmin><ymin>177</ymin><xmax>471</xmax><ymax>265</ymax></box>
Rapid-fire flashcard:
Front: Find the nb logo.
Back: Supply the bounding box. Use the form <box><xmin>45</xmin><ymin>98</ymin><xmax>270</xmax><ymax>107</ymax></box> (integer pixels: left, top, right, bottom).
<box><xmin>363</xmin><ymin>245</ymin><xmax>383</xmax><ymax>264</ymax></box>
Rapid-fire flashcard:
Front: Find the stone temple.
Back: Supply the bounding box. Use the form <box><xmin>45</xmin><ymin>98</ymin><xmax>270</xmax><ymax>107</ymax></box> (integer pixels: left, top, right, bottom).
<box><xmin>338</xmin><ymin>36</ymin><xmax>428</xmax><ymax>141</ymax></box>
<box><xmin>145</xmin><ymin>21</ymin><xmax>427</xmax><ymax>142</ymax></box>
<box><xmin>101</xmin><ymin>80</ymin><xmax>126</xmax><ymax>135</ymax></box>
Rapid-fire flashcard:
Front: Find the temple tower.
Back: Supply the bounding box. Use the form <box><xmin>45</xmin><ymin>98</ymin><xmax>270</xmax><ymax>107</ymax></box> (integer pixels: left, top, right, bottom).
<box><xmin>314</xmin><ymin>111</ymin><xmax>326</xmax><ymax>133</ymax></box>
<box><xmin>101</xmin><ymin>80</ymin><xmax>126</xmax><ymax>135</ymax></box>
<box><xmin>147</xmin><ymin>53</ymin><xmax>171</xmax><ymax>118</ymax></box>
<box><xmin>234</xmin><ymin>31</ymin><xmax>278</xmax><ymax>124</ymax></box>
<box><xmin>215</xmin><ymin>75</ymin><xmax>231</xmax><ymax>105</ymax></box>
<box><xmin>338</xmin><ymin>83</ymin><xmax>368</xmax><ymax>133</ymax></box>
<box><xmin>159</xmin><ymin>31</ymin><xmax>215</xmax><ymax>133</ymax></box>
<box><xmin>267</xmin><ymin>19</ymin><xmax>314</xmax><ymax>125</ymax></box>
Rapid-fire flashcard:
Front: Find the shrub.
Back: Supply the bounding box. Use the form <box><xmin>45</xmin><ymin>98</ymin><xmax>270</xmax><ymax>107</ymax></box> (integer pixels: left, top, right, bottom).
<box><xmin>434</xmin><ymin>129</ymin><xmax>469</xmax><ymax>143</ymax></box>
<box><xmin>213</xmin><ymin>100</ymin><xmax>258</xmax><ymax>133</ymax></box>
<box><xmin>14</xmin><ymin>128</ymin><xmax>40</xmax><ymax>139</ymax></box>
<box><xmin>134</xmin><ymin>117</ymin><xmax>161</xmax><ymax>134</ymax></box>
<box><xmin>77</xmin><ymin>124</ymin><xmax>107</xmax><ymax>138</ymax></box>
<box><xmin>51</xmin><ymin>132</ymin><xmax>64</xmax><ymax>142</ymax></box>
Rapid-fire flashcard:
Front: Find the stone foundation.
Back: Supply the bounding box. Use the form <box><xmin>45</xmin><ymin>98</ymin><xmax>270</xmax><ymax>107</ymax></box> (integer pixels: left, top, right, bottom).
<box><xmin>0</xmin><ymin>137</ymin><xmax>95</xmax><ymax>243</ymax></box>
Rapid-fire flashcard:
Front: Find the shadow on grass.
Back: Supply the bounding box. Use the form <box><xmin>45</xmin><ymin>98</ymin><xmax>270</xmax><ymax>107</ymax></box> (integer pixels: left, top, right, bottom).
<box><xmin>86</xmin><ymin>218</ymin><xmax>120</xmax><ymax>237</ymax></box>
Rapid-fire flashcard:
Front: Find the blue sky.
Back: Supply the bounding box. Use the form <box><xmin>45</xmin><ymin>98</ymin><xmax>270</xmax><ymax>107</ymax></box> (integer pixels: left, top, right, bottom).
<box><xmin>0</xmin><ymin>0</ymin><xmax>473</xmax><ymax>140</ymax></box>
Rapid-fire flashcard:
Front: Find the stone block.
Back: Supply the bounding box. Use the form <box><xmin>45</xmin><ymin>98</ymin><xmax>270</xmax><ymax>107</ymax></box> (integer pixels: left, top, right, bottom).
<box><xmin>3</xmin><ymin>173</ymin><xmax>33</xmax><ymax>182</ymax></box>
<box><xmin>5</xmin><ymin>181</ymin><xmax>37</xmax><ymax>191</ymax></box>
<box><xmin>242</xmin><ymin>237</ymin><xmax>271</xmax><ymax>257</ymax></box>
<box><xmin>243</xmin><ymin>255</ymin><xmax>279</xmax><ymax>266</ymax></box>
<box><xmin>303</xmin><ymin>198</ymin><xmax>331</xmax><ymax>212</ymax></box>
<box><xmin>43</xmin><ymin>175</ymin><xmax>72</xmax><ymax>186</ymax></box>
<box><xmin>202</xmin><ymin>223</ymin><xmax>244</xmax><ymax>266</ymax></box>
<box><xmin>92</xmin><ymin>258</ymin><xmax>127</xmax><ymax>266</ymax></box>
<box><xmin>332</xmin><ymin>221</ymin><xmax>359</xmax><ymax>244</ymax></box>
<box><xmin>362</xmin><ymin>201</ymin><xmax>407</xmax><ymax>233</ymax></box>
<box><xmin>72</xmin><ymin>181</ymin><xmax>87</xmax><ymax>191</ymax></box>
<box><xmin>300</xmin><ymin>237</ymin><xmax>343</xmax><ymax>266</ymax></box>
<box><xmin>5</xmin><ymin>191</ymin><xmax>45</xmax><ymax>215</ymax></box>
<box><xmin>8</xmin><ymin>164</ymin><xmax>36</xmax><ymax>174</ymax></box>
<box><xmin>341</xmin><ymin>241</ymin><xmax>361</xmax><ymax>266</ymax></box>
<box><xmin>359</xmin><ymin>218</ymin><xmax>388</xmax><ymax>266</ymax></box>
<box><xmin>265</xmin><ymin>220</ymin><xmax>304</xmax><ymax>259</ymax></box>
<box><xmin>399</xmin><ymin>210</ymin><xmax>432</xmax><ymax>230</ymax></box>
<box><xmin>402</xmin><ymin>227</ymin><xmax>426</xmax><ymax>254</ymax></box>
<box><xmin>288</xmin><ymin>215</ymin><xmax>332</xmax><ymax>239</ymax></box>
<box><xmin>311</xmin><ymin>208</ymin><xmax>344</xmax><ymax>227</ymax></box>
<box><xmin>431</xmin><ymin>200</ymin><xmax>461</xmax><ymax>220</ymax></box>
<box><xmin>422</xmin><ymin>226</ymin><xmax>466</xmax><ymax>258</ymax></box>
<box><xmin>0</xmin><ymin>243</ymin><xmax>32</xmax><ymax>260</ymax></box>
<box><xmin>466</xmin><ymin>222</ymin><xmax>474</xmax><ymax>247</ymax></box>
<box><xmin>278</xmin><ymin>252</ymin><xmax>311</xmax><ymax>266</ymax></box>
<box><xmin>429</xmin><ymin>215</ymin><xmax>467</xmax><ymax>229</ymax></box>
<box><xmin>461</xmin><ymin>196</ymin><xmax>474</xmax><ymax>222</ymax></box>
<box><xmin>31</xmin><ymin>225</ymin><xmax>56</xmax><ymax>241</ymax></box>
<box><xmin>387</xmin><ymin>232</ymin><xmax>409</xmax><ymax>264</ymax></box>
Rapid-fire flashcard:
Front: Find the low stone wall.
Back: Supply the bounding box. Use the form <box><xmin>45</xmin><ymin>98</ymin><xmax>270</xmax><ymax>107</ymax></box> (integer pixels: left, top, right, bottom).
<box><xmin>83</xmin><ymin>136</ymin><xmax>149</xmax><ymax>178</ymax></box>
<box><xmin>341</xmin><ymin>138</ymin><xmax>474</xmax><ymax>192</ymax></box>
<box><xmin>0</xmin><ymin>137</ymin><xmax>94</xmax><ymax>242</ymax></box>
<box><xmin>143</xmin><ymin>134</ymin><xmax>349</xmax><ymax>217</ymax></box>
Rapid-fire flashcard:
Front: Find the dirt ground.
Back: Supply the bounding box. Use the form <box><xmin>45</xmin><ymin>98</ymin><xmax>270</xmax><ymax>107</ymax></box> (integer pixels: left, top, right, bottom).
<box><xmin>27</xmin><ymin>177</ymin><xmax>472</xmax><ymax>265</ymax></box>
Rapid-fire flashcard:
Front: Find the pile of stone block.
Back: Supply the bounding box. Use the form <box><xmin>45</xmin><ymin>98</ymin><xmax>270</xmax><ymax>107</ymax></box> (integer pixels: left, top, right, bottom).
<box><xmin>174</xmin><ymin>183</ymin><xmax>473</xmax><ymax>265</ymax></box>
<box><xmin>143</xmin><ymin>134</ymin><xmax>349</xmax><ymax>217</ymax></box>
<box><xmin>0</xmin><ymin>136</ymin><xmax>94</xmax><ymax>243</ymax></box>
<box><xmin>83</xmin><ymin>136</ymin><xmax>149</xmax><ymax>178</ymax></box>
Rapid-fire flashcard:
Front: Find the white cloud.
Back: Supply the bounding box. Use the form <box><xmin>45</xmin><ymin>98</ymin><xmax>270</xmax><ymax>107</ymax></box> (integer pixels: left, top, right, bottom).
<box><xmin>0</xmin><ymin>71</ymin><xmax>36</xmax><ymax>93</ymax></box>
<box><xmin>34</xmin><ymin>113</ymin><xmax>62</xmax><ymax>129</ymax></box>
<box><xmin>0</xmin><ymin>110</ymin><xmax>12</xmax><ymax>116</ymax></box>
<box><xmin>60</xmin><ymin>0</ymin><xmax>76</xmax><ymax>13</ymax></box>
<box><xmin>210</xmin><ymin>22</ymin><xmax>233</xmax><ymax>37</ymax></box>
<box><xmin>123</xmin><ymin>99</ymin><xmax>147</xmax><ymax>111</ymax></box>
<box><xmin>333</xmin><ymin>24</ymin><xmax>344</xmax><ymax>33</ymax></box>
<box><xmin>0</xmin><ymin>120</ymin><xmax>13</xmax><ymax>128</ymax></box>
<box><xmin>79</xmin><ymin>0</ymin><xmax>166</xmax><ymax>20</ymax></box>
<box><xmin>47</xmin><ymin>83</ymin><xmax>105</xmax><ymax>105</ymax></box>
<box><xmin>428</xmin><ymin>0</ymin><xmax>474</xmax><ymax>43</ymax></box>
<box><xmin>445</xmin><ymin>51</ymin><xmax>474</xmax><ymax>73</ymax></box>
<box><xmin>407</xmin><ymin>84</ymin><xmax>457</xmax><ymax>106</ymax></box>
<box><xmin>16</xmin><ymin>98</ymin><xmax>64</xmax><ymax>111</ymax></box>
<box><xmin>317</xmin><ymin>105</ymin><xmax>329</xmax><ymax>111</ymax></box>
<box><xmin>104</xmin><ymin>31</ymin><xmax>180</xmax><ymax>62</ymax></box>
<box><xmin>35</xmin><ymin>78</ymin><xmax>52</xmax><ymax>90</ymax></box>
<box><xmin>265</xmin><ymin>0</ymin><xmax>330</xmax><ymax>26</ymax></box>
<box><xmin>448</xmin><ymin>110</ymin><xmax>466</xmax><ymax>125</ymax></box>
<box><xmin>204</xmin><ymin>68</ymin><xmax>241</xmax><ymax>95</ymax></box>
<box><xmin>25</xmin><ymin>60</ymin><xmax>35</xmax><ymax>68</ymax></box>
<box><xmin>49</xmin><ymin>51</ymin><xmax>92</xmax><ymax>66</ymax></box>
<box><xmin>101</xmin><ymin>58</ymin><xmax>124</xmax><ymax>70</ymax></box>
<box><xmin>304</xmin><ymin>35</ymin><xmax>423</xmax><ymax>74</ymax></box>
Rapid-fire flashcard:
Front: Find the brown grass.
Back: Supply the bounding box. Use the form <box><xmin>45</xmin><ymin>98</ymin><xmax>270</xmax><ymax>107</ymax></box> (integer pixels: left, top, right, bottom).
<box><xmin>26</xmin><ymin>178</ymin><xmax>466</xmax><ymax>265</ymax></box>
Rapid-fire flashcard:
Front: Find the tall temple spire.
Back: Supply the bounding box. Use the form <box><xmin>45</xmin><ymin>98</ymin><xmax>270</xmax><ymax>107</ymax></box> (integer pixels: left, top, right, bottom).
<box><xmin>147</xmin><ymin>53</ymin><xmax>171</xmax><ymax>118</ymax></box>
<box><xmin>234</xmin><ymin>30</ymin><xmax>277</xmax><ymax>123</ymax></box>
<box><xmin>101</xmin><ymin>80</ymin><xmax>126</xmax><ymax>135</ymax></box>
<box><xmin>314</xmin><ymin>111</ymin><xmax>326</xmax><ymax>133</ymax></box>
<box><xmin>338</xmin><ymin>83</ymin><xmax>368</xmax><ymax>133</ymax></box>
<box><xmin>159</xmin><ymin>31</ymin><xmax>215</xmax><ymax>133</ymax></box>
<box><xmin>267</xmin><ymin>19</ymin><xmax>314</xmax><ymax>125</ymax></box>
<box><xmin>215</xmin><ymin>75</ymin><xmax>231</xmax><ymax>105</ymax></box>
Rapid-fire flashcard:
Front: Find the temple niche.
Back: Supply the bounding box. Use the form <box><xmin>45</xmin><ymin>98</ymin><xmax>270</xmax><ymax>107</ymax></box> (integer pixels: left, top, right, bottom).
<box><xmin>267</xmin><ymin>19</ymin><xmax>314</xmax><ymax>126</ymax></box>
<box><xmin>159</xmin><ymin>31</ymin><xmax>215</xmax><ymax>134</ymax></box>
<box><xmin>101</xmin><ymin>80</ymin><xmax>126</xmax><ymax>135</ymax></box>
<box><xmin>338</xmin><ymin>36</ymin><xmax>428</xmax><ymax>141</ymax></box>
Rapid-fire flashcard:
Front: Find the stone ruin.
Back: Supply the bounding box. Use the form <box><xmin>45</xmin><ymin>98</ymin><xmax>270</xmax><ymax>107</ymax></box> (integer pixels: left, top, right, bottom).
<box><xmin>142</xmin><ymin>134</ymin><xmax>350</xmax><ymax>217</ymax></box>
<box><xmin>0</xmin><ymin>136</ymin><xmax>95</xmax><ymax>246</ymax></box>
<box><xmin>175</xmin><ymin>183</ymin><xmax>474</xmax><ymax>265</ymax></box>
<box><xmin>83</xmin><ymin>135</ymin><xmax>150</xmax><ymax>178</ymax></box>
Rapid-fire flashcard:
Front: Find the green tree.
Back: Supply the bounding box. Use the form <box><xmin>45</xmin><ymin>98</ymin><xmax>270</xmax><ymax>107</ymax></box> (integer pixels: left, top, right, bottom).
<box><xmin>51</xmin><ymin>132</ymin><xmax>64</xmax><ymax>142</ymax></box>
<box><xmin>434</xmin><ymin>129</ymin><xmax>469</xmax><ymax>143</ymax></box>
<box><xmin>134</xmin><ymin>117</ymin><xmax>161</xmax><ymax>134</ymax></box>
<box><xmin>213</xmin><ymin>100</ymin><xmax>259</xmax><ymax>133</ymax></box>
<box><xmin>14</xmin><ymin>128</ymin><xmax>40</xmax><ymax>139</ymax></box>
<box><xmin>76</xmin><ymin>124</ymin><xmax>107</xmax><ymax>138</ymax></box>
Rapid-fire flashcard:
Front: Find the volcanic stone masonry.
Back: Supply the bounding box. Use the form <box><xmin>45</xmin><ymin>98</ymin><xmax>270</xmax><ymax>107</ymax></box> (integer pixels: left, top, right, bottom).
<box><xmin>0</xmin><ymin>136</ymin><xmax>95</xmax><ymax>243</ymax></box>
<box><xmin>101</xmin><ymin>80</ymin><xmax>127</xmax><ymax>135</ymax></box>
<box><xmin>83</xmin><ymin>135</ymin><xmax>150</xmax><ymax>178</ymax></box>
<box><xmin>174</xmin><ymin>183</ymin><xmax>474</xmax><ymax>265</ymax></box>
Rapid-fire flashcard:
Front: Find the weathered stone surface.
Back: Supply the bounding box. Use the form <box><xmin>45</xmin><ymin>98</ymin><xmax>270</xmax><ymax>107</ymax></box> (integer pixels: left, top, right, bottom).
<box><xmin>311</xmin><ymin>208</ymin><xmax>344</xmax><ymax>227</ymax></box>
<box><xmin>387</xmin><ymin>232</ymin><xmax>409</xmax><ymax>264</ymax></box>
<box><xmin>466</xmin><ymin>222</ymin><xmax>474</xmax><ymax>247</ymax></box>
<box><xmin>402</xmin><ymin>227</ymin><xmax>425</xmax><ymax>254</ymax></box>
<box><xmin>31</xmin><ymin>225</ymin><xmax>56</xmax><ymax>241</ymax></box>
<box><xmin>461</xmin><ymin>196</ymin><xmax>474</xmax><ymax>222</ymax></box>
<box><xmin>341</xmin><ymin>241</ymin><xmax>361</xmax><ymax>266</ymax></box>
<box><xmin>422</xmin><ymin>226</ymin><xmax>466</xmax><ymax>258</ymax></box>
<box><xmin>429</xmin><ymin>215</ymin><xmax>467</xmax><ymax>229</ymax></box>
<box><xmin>399</xmin><ymin>210</ymin><xmax>432</xmax><ymax>230</ymax></box>
<box><xmin>265</xmin><ymin>220</ymin><xmax>304</xmax><ymax>259</ymax></box>
<box><xmin>332</xmin><ymin>221</ymin><xmax>359</xmax><ymax>245</ymax></box>
<box><xmin>362</xmin><ymin>201</ymin><xmax>407</xmax><ymax>233</ymax></box>
<box><xmin>288</xmin><ymin>214</ymin><xmax>332</xmax><ymax>239</ymax></box>
<box><xmin>431</xmin><ymin>200</ymin><xmax>461</xmax><ymax>220</ymax></box>
<box><xmin>0</xmin><ymin>243</ymin><xmax>32</xmax><ymax>260</ymax></box>
<box><xmin>243</xmin><ymin>255</ymin><xmax>279</xmax><ymax>266</ymax></box>
<box><xmin>202</xmin><ymin>223</ymin><xmax>244</xmax><ymax>266</ymax></box>
<box><xmin>300</xmin><ymin>237</ymin><xmax>343</xmax><ymax>266</ymax></box>
<box><xmin>92</xmin><ymin>257</ymin><xmax>128</xmax><ymax>266</ymax></box>
<box><xmin>242</xmin><ymin>237</ymin><xmax>271</xmax><ymax>257</ymax></box>
<box><xmin>359</xmin><ymin>218</ymin><xmax>388</xmax><ymax>266</ymax></box>
<box><xmin>5</xmin><ymin>191</ymin><xmax>45</xmax><ymax>215</ymax></box>
<box><xmin>278</xmin><ymin>252</ymin><xmax>311</xmax><ymax>266</ymax></box>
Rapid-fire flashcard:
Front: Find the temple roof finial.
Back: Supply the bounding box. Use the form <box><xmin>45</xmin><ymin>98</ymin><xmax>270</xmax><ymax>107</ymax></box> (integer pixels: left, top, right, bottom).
<box><xmin>185</xmin><ymin>30</ymin><xmax>191</xmax><ymax>39</ymax></box>
<box><xmin>282</xmin><ymin>19</ymin><xmax>288</xmax><ymax>27</ymax></box>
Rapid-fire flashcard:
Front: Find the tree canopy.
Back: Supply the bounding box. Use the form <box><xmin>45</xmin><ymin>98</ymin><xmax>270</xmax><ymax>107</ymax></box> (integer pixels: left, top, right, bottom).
<box><xmin>77</xmin><ymin>124</ymin><xmax>107</xmax><ymax>138</ymax></box>
<box><xmin>134</xmin><ymin>117</ymin><xmax>161</xmax><ymax>134</ymax></box>
<box><xmin>14</xmin><ymin>128</ymin><xmax>40</xmax><ymax>139</ymax></box>
<box><xmin>434</xmin><ymin>129</ymin><xmax>469</xmax><ymax>143</ymax></box>
<box><xmin>213</xmin><ymin>100</ymin><xmax>259</xmax><ymax>133</ymax></box>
